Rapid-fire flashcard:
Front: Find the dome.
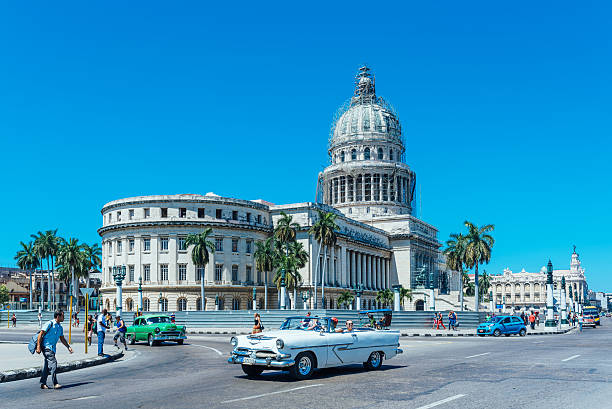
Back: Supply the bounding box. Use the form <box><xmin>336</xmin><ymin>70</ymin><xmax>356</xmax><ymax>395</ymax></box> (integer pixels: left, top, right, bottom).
<box><xmin>329</xmin><ymin>66</ymin><xmax>404</xmax><ymax>149</ymax></box>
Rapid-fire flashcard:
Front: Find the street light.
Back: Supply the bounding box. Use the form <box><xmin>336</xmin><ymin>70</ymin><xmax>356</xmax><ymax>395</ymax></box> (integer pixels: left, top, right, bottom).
<box><xmin>112</xmin><ymin>265</ymin><xmax>126</xmax><ymax>315</ymax></box>
<box><xmin>252</xmin><ymin>287</ymin><xmax>257</xmax><ymax>310</ymax></box>
<box><xmin>138</xmin><ymin>276</ymin><xmax>143</xmax><ymax>313</ymax></box>
<box><xmin>279</xmin><ymin>266</ymin><xmax>286</xmax><ymax>310</ymax></box>
<box><xmin>158</xmin><ymin>292</ymin><xmax>163</xmax><ymax>312</ymax></box>
<box><xmin>301</xmin><ymin>289</ymin><xmax>310</xmax><ymax>310</ymax></box>
<box><xmin>353</xmin><ymin>284</ymin><xmax>364</xmax><ymax>311</ymax></box>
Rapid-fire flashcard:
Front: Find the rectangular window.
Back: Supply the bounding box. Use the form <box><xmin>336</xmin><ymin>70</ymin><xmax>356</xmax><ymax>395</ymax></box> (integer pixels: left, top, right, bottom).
<box><xmin>128</xmin><ymin>265</ymin><xmax>135</xmax><ymax>282</ymax></box>
<box><xmin>232</xmin><ymin>238</ymin><xmax>239</xmax><ymax>252</ymax></box>
<box><xmin>246</xmin><ymin>240</ymin><xmax>252</xmax><ymax>254</ymax></box>
<box><xmin>215</xmin><ymin>264</ymin><xmax>223</xmax><ymax>281</ymax></box>
<box><xmin>160</xmin><ymin>237</ymin><xmax>169</xmax><ymax>251</ymax></box>
<box><xmin>232</xmin><ymin>265</ymin><xmax>238</xmax><ymax>282</ymax></box>
<box><xmin>144</xmin><ymin>208</ymin><xmax>150</xmax><ymax>218</ymax></box>
<box><xmin>198</xmin><ymin>208</ymin><xmax>205</xmax><ymax>218</ymax></box>
<box><xmin>246</xmin><ymin>212</ymin><xmax>251</xmax><ymax>222</ymax></box>
<box><xmin>160</xmin><ymin>264</ymin><xmax>168</xmax><ymax>281</ymax></box>
<box><xmin>108</xmin><ymin>213</ymin><xmax>112</xmax><ymax>223</ymax></box>
<box><xmin>129</xmin><ymin>238</ymin><xmax>135</xmax><ymax>253</ymax></box>
<box><xmin>246</xmin><ymin>266</ymin><xmax>252</xmax><ymax>283</ymax></box>
<box><xmin>161</xmin><ymin>208</ymin><xmax>168</xmax><ymax>218</ymax></box>
<box><xmin>179</xmin><ymin>208</ymin><xmax>186</xmax><ymax>218</ymax></box>
<box><xmin>143</xmin><ymin>264</ymin><xmax>151</xmax><ymax>281</ymax></box>
<box><xmin>256</xmin><ymin>215</ymin><xmax>262</xmax><ymax>224</ymax></box>
<box><xmin>117</xmin><ymin>240</ymin><xmax>122</xmax><ymax>254</ymax></box>
<box><xmin>108</xmin><ymin>242</ymin><xmax>113</xmax><ymax>255</ymax></box>
<box><xmin>232</xmin><ymin>210</ymin><xmax>238</xmax><ymax>220</ymax></box>
<box><xmin>143</xmin><ymin>237</ymin><xmax>151</xmax><ymax>252</ymax></box>
<box><xmin>129</xmin><ymin>209</ymin><xmax>134</xmax><ymax>220</ymax></box>
<box><xmin>197</xmin><ymin>266</ymin><xmax>204</xmax><ymax>281</ymax></box>
<box><xmin>178</xmin><ymin>264</ymin><xmax>187</xmax><ymax>281</ymax></box>
<box><xmin>215</xmin><ymin>238</ymin><xmax>223</xmax><ymax>252</ymax></box>
<box><xmin>178</xmin><ymin>236</ymin><xmax>186</xmax><ymax>251</ymax></box>
<box><xmin>216</xmin><ymin>209</ymin><xmax>222</xmax><ymax>219</ymax></box>
<box><xmin>117</xmin><ymin>211</ymin><xmax>121</xmax><ymax>221</ymax></box>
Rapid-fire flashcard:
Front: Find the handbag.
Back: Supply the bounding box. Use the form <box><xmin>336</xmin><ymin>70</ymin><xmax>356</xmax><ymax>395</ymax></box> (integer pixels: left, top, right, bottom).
<box><xmin>27</xmin><ymin>333</ymin><xmax>38</xmax><ymax>354</ymax></box>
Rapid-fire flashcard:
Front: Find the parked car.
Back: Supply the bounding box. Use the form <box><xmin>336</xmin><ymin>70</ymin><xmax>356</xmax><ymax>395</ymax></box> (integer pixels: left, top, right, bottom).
<box><xmin>228</xmin><ymin>316</ymin><xmax>402</xmax><ymax>380</ymax></box>
<box><xmin>477</xmin><ymin>315</ymin><xmax>526</xmax><ymax>337</ymax></box>
<box><xmin>583</xmin><ymin>307</ymin><xmax>600</xmax><ymax>326</ymax></box>
<box><xmin>126</xmin><ymin>314</ymin><xmax>187</xmax><ymax>346</ymax></box>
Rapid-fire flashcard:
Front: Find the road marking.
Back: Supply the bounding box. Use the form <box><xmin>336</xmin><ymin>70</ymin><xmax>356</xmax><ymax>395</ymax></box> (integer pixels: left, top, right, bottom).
<box><xmin>465</xmin><ymin>352</ymin><xmax>490</xmax><ymax>359</ymax></box>
<box><xmin>415</xmin><ymin>394</ymin><xmax>466</xmax><ymax>409</ymax></box>
<box><xmin>532</xmin><ymin>341</ymin><xmax>545</xmax><ymax>344</ymax></box>
<box><xmin>190</xmin><ymin>343</ymin><xmax>224</xmax><ymax>356</ymax></box>
<box><xmin>68</xmin><ymin>396</ymin><xmax>98</xmax><ymax>401</ymax></box>
<box><xmin>221</xmin><ymin>384</ymin><xmax>324</xmax><ymax>403</ymax></box>
<box><xmin>562</xmin><ymin>354</ymin><xmax>580</xmax><ymax>362</ymax></box>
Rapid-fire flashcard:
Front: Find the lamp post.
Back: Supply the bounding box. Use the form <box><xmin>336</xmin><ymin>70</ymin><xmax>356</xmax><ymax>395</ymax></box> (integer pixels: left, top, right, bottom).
<box><xmin>112</xmin><ymin>265</ymin><xmax>126</xmax><ymax>316</ymax></box>
<box><xmin>561</xmin><ymin>277</ymin><xmax>568</xmax><ymax>325</ymax></box>
<box><xmin>215</xmin><ymin>294</ymin><xmax>219</xmax><ymax>311</ymax></box>
<box><xmin>392</xmin><ymin>284</ymin><xmax>401</xmax><ymax>312</ymax></box>
<box><xmin>158</xmin><ymin>292</ymin><xmax>163</xmax><ymax>312</ymax></box>
<box><xmin>138</xmin><ymin>276</ymin><xmax>143</xmax><ymax>313</ymax></box>
<box><xmin>354</xmin><ymin>284</ymin><xmax>363</xmax><ymax>311</ymax></box>
<box><xmin>301</xmin><ymin>290</ymin><xmax>310</xmax><ymax>310</ymax></box>
<box><xmin>279</xmin><ymin>267</ymin><xmax>286</xmax><ymax>310</ymax></box>
<box><xmin>545</xmin><ymin>260</ymin><xmax>556</xmax><ymax>327</ymax></box>
<box><xmin>252</xmin><ymin>287</ymin><xmax>257</xmax><ymax>310</ymax></box>
<box><xmin>489</xmin><ymin>290</ymin><xmax>494</xmax><ymax>312</ymax></box>
<box><xmin>428</xmin><ymin>265</ymin><xmax>435</xmax><ymax>311</ymax></box>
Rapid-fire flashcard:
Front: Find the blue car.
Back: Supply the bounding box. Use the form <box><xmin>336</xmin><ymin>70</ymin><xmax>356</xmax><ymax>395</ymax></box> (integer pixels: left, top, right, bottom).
<box><xmin>477</xmin><ymin>315</ymin><xmax>527</xmax><ymax>337</ymax></box>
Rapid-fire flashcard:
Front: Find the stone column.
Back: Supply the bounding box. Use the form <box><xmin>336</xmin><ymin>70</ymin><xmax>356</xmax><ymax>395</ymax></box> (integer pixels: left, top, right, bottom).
<box><xmin>392</xmin><ymin>285</ymin><xmax>401</xmax><ymax>311</ymax></box>
<box><xmin>361</xmin><ymin>175</ymin><xmax>366</xmax><ymax>202</ymax></box>
<box><xmin>330</xmin><ymin>245</ymin><xmax>335</xmax><ymax>286</ymax></box>
<box><xmin>356</xmin><ymin>252</ymin><xmax>361</xmax><ymax>286</ymax></box>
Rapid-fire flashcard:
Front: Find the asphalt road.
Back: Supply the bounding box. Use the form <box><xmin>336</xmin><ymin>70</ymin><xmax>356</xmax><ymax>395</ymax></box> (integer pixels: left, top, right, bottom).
<box><xmin>1</xmin><ymin>319</ymin><xmax>611</xmax><ymax>409</ymax></box>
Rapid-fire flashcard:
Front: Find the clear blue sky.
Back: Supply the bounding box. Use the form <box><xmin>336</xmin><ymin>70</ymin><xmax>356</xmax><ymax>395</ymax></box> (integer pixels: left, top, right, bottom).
<box><xmin>1</xmin><ymin>2</ymin><xmax>610</xmax><ymax>291</ymax></box>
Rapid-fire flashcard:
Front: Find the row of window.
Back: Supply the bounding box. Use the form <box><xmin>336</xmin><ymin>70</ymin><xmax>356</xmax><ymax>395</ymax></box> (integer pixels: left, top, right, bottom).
<box><xmin>106</xmin><ymin>236</ymin><xmax>254</xmax><ymax>255</ymax></box>
<box><xmin>333</xmin><ymin>147</ymin><xmax>397</xmax><ymax>164</ymax></box>
<box><xmin>110</xmin><ymin>263</ymin><xmax>261</xmax><ymax>284</ymax></box>
<box><xmin>106</xmin><ymin>207</ymin><xmax>264</xmax><ymax>224</ymax></box>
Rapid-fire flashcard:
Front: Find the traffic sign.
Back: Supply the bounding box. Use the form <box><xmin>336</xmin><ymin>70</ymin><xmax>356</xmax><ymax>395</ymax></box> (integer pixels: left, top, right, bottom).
<box><xmin>80</xmin><ymin>288</ymin><xmax>95</xmax><ymax>297</ymax></box>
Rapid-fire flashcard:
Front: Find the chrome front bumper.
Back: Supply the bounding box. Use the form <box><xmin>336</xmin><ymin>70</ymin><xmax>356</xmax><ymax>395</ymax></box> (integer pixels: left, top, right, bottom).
<box><xmin>153</xmin><ymin>334</ymin><xmax>187</xmax><ymax>341</ymax></box>
<box><xmin>228</xmin><ymin>354</ymin><xmax>294</xmax><ymax>368</ymax></box>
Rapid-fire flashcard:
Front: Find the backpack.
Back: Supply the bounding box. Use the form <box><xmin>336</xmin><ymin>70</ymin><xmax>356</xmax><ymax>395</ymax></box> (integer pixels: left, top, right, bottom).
<box><xmin>27</xmin><ymin>333</ymin><xmax>38</xmax><ymax>354</ymax></box>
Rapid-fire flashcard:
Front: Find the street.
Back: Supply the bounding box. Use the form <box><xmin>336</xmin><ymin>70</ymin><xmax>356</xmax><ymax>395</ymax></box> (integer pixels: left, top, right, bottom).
<box><xmin>1</xmin><ymin>319</ymin><xmax>611</xmax><ymax>409</ymax></box>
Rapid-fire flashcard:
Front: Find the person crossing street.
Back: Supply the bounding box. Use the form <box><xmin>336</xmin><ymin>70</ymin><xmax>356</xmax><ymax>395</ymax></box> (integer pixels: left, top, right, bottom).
<box><xmin>113</xmin><ymin>315</ymin><xmax>128</xmax><ymax>350</ymax></box>
<box><xmin>36</xmin><ymin>310</ymin><xmax>73</xmax><ymax>390</ymax></box>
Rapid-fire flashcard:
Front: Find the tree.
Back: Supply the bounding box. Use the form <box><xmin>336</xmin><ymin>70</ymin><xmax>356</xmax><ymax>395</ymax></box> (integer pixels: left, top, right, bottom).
<box><xmin>308</xmin><ymin>209</ymin><xmax>339</xmax><ymax>308</ymax></box>
<box><xmin>31</xmin><ymin>231</ymin><xmax>48</xmax><ymax>310</ymax></box>
<box><xmin>479</xmin><ymin>270</ymin><xmax>492</xmax><ymax>300</ymax></box>
<box><xmin>337</xmin><ymin>290</ymin><xmax>354</xmax><ymax>309</ymax></box>
<box><xmin>0</xmin><ymin>284</ymin><xmax>9</xmax><ymax>306</ymax></box>
<box><xmin>287</xmin><ymin>241</ymin><xmax>308</xmax><ymax>307</ymax></box>
<box><xmin>399</xmin><ymin>287</ymin><xmax>413</xmax><ymax>310</ymax></box>
<box><xmin>82</xmin><ymin>243</ymin><xmax>102</xmax><ymax>289</ymax></box>
<box><xmin>376</xmin><ymin>289</ymin><xmax>393</xmax><ymax>307</ymax></box>
<box><xmin>463</xmin><ymin>221</ymin><xmax>495</xmax><ymax>312</ymax></box>
<box><xmin>273</xmin><ymin>212</ymin><xmax>301</xmax><ymax>309</ymax></box>
<box><xmin>254</xmin><ymin>237</ymin><xmax>275</xmax><ymax>310</ymax></box>
<box><xmin>443</xmin><ymin>233</ymin><xmax>467</xmax><ymax>311</ymax></box>
<box><xmin>15</xmin><ymin>241</ymin><xmax>39</xmax><ymax>309</ymax></box>
<box><xmin>185</xmin><ymin>228</ymin><xmax>215</xmax><ymax>311</ymax></box>
<box><xmin>57</xmin><ymin>237</ymin><xmax>85</xmax><ymax>311</ymax></box>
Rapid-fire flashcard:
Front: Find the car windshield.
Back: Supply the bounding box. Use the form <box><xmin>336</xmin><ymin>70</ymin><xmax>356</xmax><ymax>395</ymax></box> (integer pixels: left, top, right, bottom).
<box><xmin>487</xmin><ymin>317</ymin><xmax>504</xmax><ymax>323</ymax></box>
<box><xmin>280</xmin><ymin>317</ymin><xmax>329</xmax><ymax>331</ymax></box>
<box><xmin>146</xmin><ymin>317</ymin><xmax>171</xmax><ymax>324</ymax></box>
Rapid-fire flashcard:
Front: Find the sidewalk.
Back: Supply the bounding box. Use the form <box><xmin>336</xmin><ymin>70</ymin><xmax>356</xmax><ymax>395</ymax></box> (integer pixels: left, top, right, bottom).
<box><xmin>0</xmin><ymin>342</ymin><xmax>125</xmax><ymax>383</ymax></box>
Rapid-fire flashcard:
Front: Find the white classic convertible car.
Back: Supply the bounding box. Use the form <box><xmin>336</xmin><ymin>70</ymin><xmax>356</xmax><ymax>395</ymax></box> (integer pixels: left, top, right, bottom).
<box><xmin>228</xmin><ymin>316</ymin><xmax>402</xmax><ymax>380</ymax></box>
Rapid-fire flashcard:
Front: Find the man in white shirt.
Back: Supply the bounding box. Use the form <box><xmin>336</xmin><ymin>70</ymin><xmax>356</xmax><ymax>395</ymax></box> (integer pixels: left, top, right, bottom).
<box><xmin>97</xmin><ymin>309</ymin><xmax>110</xmax><ymax>356</ymax></box>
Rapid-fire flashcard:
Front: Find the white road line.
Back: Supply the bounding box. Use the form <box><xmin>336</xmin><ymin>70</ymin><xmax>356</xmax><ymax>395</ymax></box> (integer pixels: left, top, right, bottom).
<box><xmin>190</xmin><ymin>343</ymin><xmax>224</xmax><ymax>356</ymax></box>
<box><xmin>68</xmin><ymin>396</ymin><xmax>98</xmax><ymax>401</ymax></box>
<box><xmin>465</xmin><ymin>352</ymin><xmax>490</xmax><ymax>359</ymax></box>
<box><xmin>221</xmin><ymin>384</ymin><xmax>324</xmax><ymax>404</ymax></box>
<box><xmin>532</xmin><ymin>341</ymin><xmax>545</xmax><ymax>344</ymax></box>
<box><xmin>562</xmin><ymin>354</ymin><xmax>581</xmax><ymax>362</ymax></box>
<box><xmin>415</xmin><ymin>394</ymin><xmax>466</xmax><ymax>409</ymax></box>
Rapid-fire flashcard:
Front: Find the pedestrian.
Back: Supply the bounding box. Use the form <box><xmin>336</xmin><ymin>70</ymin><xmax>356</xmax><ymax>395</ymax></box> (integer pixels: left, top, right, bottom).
<box><xmin>113</xmin><ymin>315</ymin><xmax>128</xmax><ymax>350</ymax></box>
<box><xmin>535</xmin><ymin>312</ymin><xmax>540</xmax><ymax>327</ymax></box>
<box><xmin>36</xmin><ymin>309</ymin><xmax>73</xmax><ymax>389</ymax></box>
<box><xmin>252</xmin><ymin>313</ymin><xmax>262</xmax><ymax>334</ymax></box>
<box><xmin>520</xmin><ymin>311</ymin><xmax>526</xmax><ymax>326</ymax></box>
<box><xmin>432</xmin><ymin>312</ymin><xmax>438</xmax><ymax>329</ymax></box>
<box><xmin>578</xmin><ymin>314</ymin><xmax>583</xmax><ymax>332</ymax></box>
<box><xmin>84</xmin><ymin>315</ymin><xmax>93</xmax><ymax>346</ymax></box>
<box><xmin>11</xmin><ymin>313</ymin><xmax>17</xmax><ymax>327</ymax></box>
<box><xmin>448</xmin><ymin>310</ymin><xmax>457</xmax><ymax>331</ymax></box>
<box><xmin>38</xmin><ymin>311</ymin><xmax>42</xmax><ymax>329</ymax></box>
<box><xmin>437</xmin><ymin>312</ymin><xmax>446</xmax><ymax>330</ymax></box>
<box><xmin>97</xmin><ymin>308</ymin><xmax>110</xmax><ymax>356</ymax></box>
<box><xmin>170</xmin><ymin>312</ymin><xmax>176</xmax><ymax>323</ymax></box>
<box><xmin>529</xmin><ymin>312</ymin><xmax>536</xmax><ymax>330</ymax></box>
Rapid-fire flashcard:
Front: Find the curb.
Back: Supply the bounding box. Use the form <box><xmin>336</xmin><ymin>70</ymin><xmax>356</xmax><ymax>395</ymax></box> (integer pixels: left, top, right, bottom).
<box><xmin>0</xmin><ymin>350</ymin><xmax>124</xmax><ymax>383</ymax></box>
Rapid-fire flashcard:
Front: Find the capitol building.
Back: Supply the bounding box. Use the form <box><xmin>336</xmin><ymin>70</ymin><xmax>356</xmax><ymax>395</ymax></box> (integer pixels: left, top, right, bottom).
<box><xmin>98</xmin><ymin>67</ymin><xmax>448</xmax><ymax>312</ymax></box>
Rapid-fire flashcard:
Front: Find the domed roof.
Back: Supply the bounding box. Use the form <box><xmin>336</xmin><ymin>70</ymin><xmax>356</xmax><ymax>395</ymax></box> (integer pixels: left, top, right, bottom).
<box><xmin>329</xmin><ymin>66</ymin><xmax>403</xmax><ymax>149</ymax></box>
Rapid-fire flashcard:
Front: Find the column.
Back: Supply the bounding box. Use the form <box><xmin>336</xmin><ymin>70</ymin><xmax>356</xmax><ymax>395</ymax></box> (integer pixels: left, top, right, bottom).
<box><xmin>351</xmin><ymin>251</ymin><xmax>356</xmax><ymax>287</ymax></box>
<box><xmin>356</xmin><ymin>252</ymin><xmax>361</xmax><ymax>286</ymax></box>
<box><xmin>361</xmin><ymin>175</ymin><xmax>366</xmax><ymax>203</ymax></box>
<box><xmin>361</xmin><ymin>253</ymin><xmax>366</xmax><ymax>286</ymax></box>
<box><xmin>369</xmin><ymin>255</ymin><xmax>374</xmax><ymax>289</ymax></box>
<box><xmin>366</xmin><ymin>255</ymin><xmax>371</xmax><ymax>289</ymax></box>
<box><xmin>330</xmin><ymin>245</ymin><xmax>335</xmax><ymax>286</ymax></box>
<box><xmin>379</xmin><ymin>174</ymin><xmax>383</xmax><ymax>202</ymax></box>
<box><xmin>341</xmin><ymin>246</ymin><xmax>347</xmax><ymax>287</ymax></box>
<box><xmin>386</xmin><ymin>258</ymin><xmax>390</xmax><ymax>288</ymax></box>
<box><xmin>377</xmin><ymin>257</ymin><xmax>381</xmax><ymax>289</ymax></box>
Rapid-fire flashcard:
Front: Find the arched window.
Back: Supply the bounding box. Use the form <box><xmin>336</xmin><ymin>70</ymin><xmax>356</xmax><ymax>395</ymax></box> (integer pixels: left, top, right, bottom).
<box><xmin>377</xmin><ymin>147</ymin><xmax>383</xmax><ymax>160</ymax></box>
<box><xmin>340</xmin><ymin>151</ymin><xmax>345</xmax><ymax>162</ymax></box>
<box><xmin>218</xmin><ymin>298</ymin><xmax>225</xmax><ymax>310</ymax></box>
<box><xmin>105</xmin><ymin>299</ymin><xmax>110</xmax><ymax>311</ymax></box>
<box><xmin>159</xmin><ymin>297</ymin><xmax>168</xmax><ymax>312</ymax></box>
<box><xmin>177</xmin><ymin>298</ymin><xmax>187</xmax><ymax>311</ymax></box>
<box><xmin>351</xmin><ymin>149</ymin><xmax>357</xmax><ymax>160</ymax></box>
<box><xmin>364</xmin><ymin>147</ymin><xmax>370</xmax><ymax>160</ymax></box>
<box><xmin>126</xmin><ymin>298</ymin><xmax>133</xmax><ymax>312</ymax></box>
<box><xmin>143</xmin><ymin>298</ymin><xmax>150</xmax><ymax>312</ymax></box>
<box><xmin>389</xmin><ymin>149</ymin><xmax>394</xmax><ymax>161</ymax></box>
<box><xmin>232</xmin><ymin>298</ymin><xmax>240</xmax><ymax>310</ymax></box>
<box><xmin>113</xmin><ymin>299</ymin><xmax>117</xmax><ymax>311</ymax></box>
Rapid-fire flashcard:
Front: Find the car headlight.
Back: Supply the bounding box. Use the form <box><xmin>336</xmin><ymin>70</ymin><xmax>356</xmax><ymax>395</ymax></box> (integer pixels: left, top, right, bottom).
<box><xmin>230</xmin><ymin>337</ymin><xmax>238</xmax><ymax>347</ymax></box>
<box><xmin>155</xmin><ymin>327</ymin><xmax>161</xmax><ymax>333</ymax></box>
<box><xmin>276</xmin><ymin>339</ymin><xmax>284</xmax><ymax>349</ymax></box>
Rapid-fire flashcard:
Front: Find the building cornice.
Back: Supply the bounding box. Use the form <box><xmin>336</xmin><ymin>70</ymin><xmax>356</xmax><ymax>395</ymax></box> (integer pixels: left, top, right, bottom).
<box><xmin>98</xmin><ymin>220</ymin><xmax>273</xmax><ymax>237</ymax></box>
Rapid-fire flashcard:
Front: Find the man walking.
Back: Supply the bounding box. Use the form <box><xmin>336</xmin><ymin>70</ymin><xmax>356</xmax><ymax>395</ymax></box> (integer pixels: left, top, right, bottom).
<box><xmin>36</xmin><ymin>310</ymin><xmax>73</xmax><ymax>389</ymax></box>
<box><xmin>11</xmin><ymin>313</ymin><xmax>17</xmax><ymax>327</ymax></box>
<box><xmin>97</xmin><ymin>308</ymin><xmax>110</xmax><ymax>356</ymax></box>
<box><xmin>113</xmin><ymin>314</ymin><xmax>128</xmax><ymax>350</ymax></box>
<box><xmin>529</xmin><ymin>312</ymin><xmax>536</xmax><ymax>330</ymax></box>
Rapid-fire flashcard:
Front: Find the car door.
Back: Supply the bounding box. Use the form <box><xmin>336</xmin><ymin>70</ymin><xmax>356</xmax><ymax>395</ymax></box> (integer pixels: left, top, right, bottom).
<box><xmin>325</xmin><ymin>332</ymin><xmax>356</xmax><ymax>366</ymax></box>
<box><xmin>511</xmin><ymin>317</ymin><xmax>523</xmax><ymax>333</ymax></box>
<box><xmin>500</xmin><ymin>317</ymin><xmax>512</xmax><ymax>333</ymax></box>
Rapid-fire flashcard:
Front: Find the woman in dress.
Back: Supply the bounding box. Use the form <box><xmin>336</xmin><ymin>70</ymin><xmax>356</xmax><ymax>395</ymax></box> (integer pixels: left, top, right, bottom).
<box><xmin>252</xmin><ymin>313</ymin><xmax>262</xmax><ymax>334</ymax></box>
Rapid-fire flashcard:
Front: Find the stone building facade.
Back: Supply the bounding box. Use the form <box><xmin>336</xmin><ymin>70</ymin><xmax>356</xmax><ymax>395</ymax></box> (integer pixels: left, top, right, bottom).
<box><xmin>98</xmin><ymin>67</ymin><xmax>444</xmax><ymax>312</ymax></box>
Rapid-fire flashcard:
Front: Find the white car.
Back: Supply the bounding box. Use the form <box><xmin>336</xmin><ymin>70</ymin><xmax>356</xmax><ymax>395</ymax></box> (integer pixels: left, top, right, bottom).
<box><xmin>227</xmin><ymin>316</ymin><xmax>402</xmax><ymax>380</ymax></box>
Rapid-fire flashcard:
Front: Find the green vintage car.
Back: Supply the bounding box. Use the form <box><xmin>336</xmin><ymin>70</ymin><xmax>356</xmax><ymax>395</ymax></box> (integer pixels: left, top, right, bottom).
<box><xmin>126</xmin><ymin>314</ymin><xmax>187</xmax><ymax>347</ymax></box>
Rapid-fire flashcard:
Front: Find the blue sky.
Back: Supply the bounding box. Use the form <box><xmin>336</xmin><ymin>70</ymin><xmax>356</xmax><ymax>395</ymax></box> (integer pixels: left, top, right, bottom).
<box><xmin>1</xmin><ymin>2</ymin><xmax>610</xmax><ymax>291</ymax></box>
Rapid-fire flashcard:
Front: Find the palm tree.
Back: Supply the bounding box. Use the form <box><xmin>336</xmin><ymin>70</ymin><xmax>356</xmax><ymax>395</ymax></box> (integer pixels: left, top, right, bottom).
<box><xmin>31</xmin><ymin>231</ymin><xmax>48</xmax><ymax>310</ymax></box>
<box><xmin>463</xmin><ymin>221</ymin><xmax>495</xmax><ymax>312</ymax></box>
<box><xmin>15</xmin><ymin>241</ymin><xmax>39</xmax><ymax>309</ymax></box>
<box><xmin>287</xmin><ymin>241</ymin><xmax>308</xmax><ymax>308</ymax></box>
<box><xmin>274</xmin><ymin>212</ymin><xmax>301</xmax><ymax>309</ymax></box>
<box><xmin>479</xmin><ymin>270</ymin><xmax>492</xmax><ymax>301</ymax></box>
<box><xmin>443</xmin><ymin>233</ymin><xmax>467</xmax><ymax>311</ymax></box>
<box><xmin>337</xmin><ymin>290</ymin><xmax>354</xmax><ymax>309</ymax></box>
<box><xmin>57</xmin><ymin>237</ymin><xmax>85</xmax><ymax>311</ymax></box>
<box><xmin>308</xmin><ymin>209</ymin><xmax>339</xmax><ymax>308</ymax></box>
<box><xmin>185</xmin><ymin>228</ymin><xmax>215</xmax><ymax>311</ymax></box>
<box><xmin>399</xmin><ymin>287</ymin><xmax>413</xmax><ymax>311</ymax></box>
<box><xmin>376</xmin><ymin>289</ymin><xmax>393</xmax><ymax>307</ymax></box>
<box><xmin>82</xmin><ymin>243</ymin><xmax>102</xmax><ymax>289</ymax></box>
<box><xmin>254</xmin><ymin>237</ymin><xmax>276</xmax><ymax>310</ymax></box>
<box><xmin>42</xmin><ymin>230</ymin><xmax>60</xmax><ymax>308</ymax></box>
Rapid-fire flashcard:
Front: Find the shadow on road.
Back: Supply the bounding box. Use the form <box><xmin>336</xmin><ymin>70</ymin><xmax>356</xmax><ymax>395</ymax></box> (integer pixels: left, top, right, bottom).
<box><xmin>56</xmin><ymin>381</ymin><xmax>94</xmax><ymax>390</ymax></box>
<box><xmin>235</xmin><ymin>364</ymin><xmax>405</xmax><ymax>382</ymax></box>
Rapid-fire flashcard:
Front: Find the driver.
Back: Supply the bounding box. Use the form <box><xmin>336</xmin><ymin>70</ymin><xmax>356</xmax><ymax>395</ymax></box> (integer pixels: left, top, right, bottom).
<box><xmin>338</xmin><ymin>320</ymin><xmax>354</xmax><ymax>333</ymax></box>
<box><xmin>330</xmin><ymin>317</ymin><xmax>339</xmax><ymax>332</ymax></box>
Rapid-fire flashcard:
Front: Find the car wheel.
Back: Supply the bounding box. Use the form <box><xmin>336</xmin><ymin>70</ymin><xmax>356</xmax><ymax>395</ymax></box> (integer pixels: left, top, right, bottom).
<box><xmin>478</xmin><ymin>334</ymin><xmax>485</xmax><ymax>337</ymax></box>
<box><xmin>241</xmin><ymin>365</ymin><xmax>264</xmax><ymax>377</ymax></box>
<box><xmin>289</xmin><ymin>352</ymin><xmax>315</xmax><ymax>380</ymax></box>
<box><xmin>519</xmin><ymin>328</ymin><xmax>526</xmax><ymax>337</ymax></box>
<box><xmin>493</xmin><ymin>329</ymin><xmax>501</xmax><ymax>337</ymax></box>
<box><xmin>148</xmin><ymin>334</ymin><xmax>156</xmax><ymax>347</ymax></box>
<box><xmin>128</xmin><ymin>334</ymin><xmax>135</xmax><ymax>345</ymax></box>
<box><xmin>177</xmin><ymin>340</ymin><xmax>184</xmax><ymax>345</ymax></box>
<box><xmin>363</xmin><ymin>351</ymin><xmax>383</xmax><ymax>370</ymax></box>
<box><xmin>504</xmin><ymin>334</ymin><xmax>510</xmax><ymax>337</ymax></box>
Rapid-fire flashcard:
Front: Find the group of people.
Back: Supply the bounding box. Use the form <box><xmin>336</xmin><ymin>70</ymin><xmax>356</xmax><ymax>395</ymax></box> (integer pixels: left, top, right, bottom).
<box><xmin>432</xmin><ymin>311</ymin><xmax>459</xmax><ymax>330</ymax></box>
